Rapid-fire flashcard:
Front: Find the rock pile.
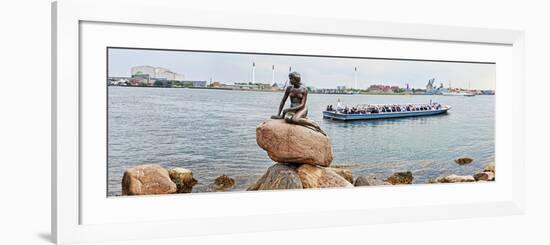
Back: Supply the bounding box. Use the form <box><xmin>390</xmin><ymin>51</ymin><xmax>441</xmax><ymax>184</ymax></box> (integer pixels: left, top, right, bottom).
<box><xmin>249</xmin><ymin>119</ymin><xmax>352</xmax><ymax>191</ymax></box>
<box><xmin>119</xmin><ymin>120</ymin><xmax>497</xmax><ymax>195</ymax></box>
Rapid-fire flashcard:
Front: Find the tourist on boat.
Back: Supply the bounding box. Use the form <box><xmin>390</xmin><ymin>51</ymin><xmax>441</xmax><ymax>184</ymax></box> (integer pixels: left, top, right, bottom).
<box><xmin>336</xmin><ymin>99</ymin><xmax>343</xmax><ymax>110</ymax></box>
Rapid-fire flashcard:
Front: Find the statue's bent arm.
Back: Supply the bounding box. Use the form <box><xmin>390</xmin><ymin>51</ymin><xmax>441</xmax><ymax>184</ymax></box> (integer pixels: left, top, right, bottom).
<box><xmin>276</xmin><ymin>86</ymin><xmax>292</xmax><ymax>117</ymax></box>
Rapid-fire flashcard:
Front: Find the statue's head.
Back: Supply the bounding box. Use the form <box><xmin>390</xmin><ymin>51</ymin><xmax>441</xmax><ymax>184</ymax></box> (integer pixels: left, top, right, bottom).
<box><xmin>289</xmin><ymin>72</ymin><xmax>301</xmax><ymax>86</ymax></box>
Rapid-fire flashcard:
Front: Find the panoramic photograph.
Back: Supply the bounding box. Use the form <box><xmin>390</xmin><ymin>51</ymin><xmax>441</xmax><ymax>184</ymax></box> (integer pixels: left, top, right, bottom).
<box><xmin>107</xmin><ymin>47</ymin><xmax>496</xmax><ymax>197</ymax></box>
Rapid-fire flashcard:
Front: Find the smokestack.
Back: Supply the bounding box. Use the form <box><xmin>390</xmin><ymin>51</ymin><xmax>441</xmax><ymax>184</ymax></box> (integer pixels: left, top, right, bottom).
<box><xmin>252</xmin><ymin>62</ymin><xmax>256</xmax><ymax>83</ymax></box>
<box><xmin>354</xmin><ymin>67</ymin><xmax>358</xmax><ymax>89</ymax></box>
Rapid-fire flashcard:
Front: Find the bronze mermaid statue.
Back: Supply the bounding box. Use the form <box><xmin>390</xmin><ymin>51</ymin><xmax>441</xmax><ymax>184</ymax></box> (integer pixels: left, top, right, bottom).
<box><xmin>271</xmin><ymin>72</ymin><xmax>327</xmax><ymax>136</ymax></box>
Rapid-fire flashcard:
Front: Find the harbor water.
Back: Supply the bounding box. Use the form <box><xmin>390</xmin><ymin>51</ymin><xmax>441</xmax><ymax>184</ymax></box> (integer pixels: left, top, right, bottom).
<box><xmin>108</xmin><ymin>87</ymin><xmax>495</xmax><ymax>196</ymax></box>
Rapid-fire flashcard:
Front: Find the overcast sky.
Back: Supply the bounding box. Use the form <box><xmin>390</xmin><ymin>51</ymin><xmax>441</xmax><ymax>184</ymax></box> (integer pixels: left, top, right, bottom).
<box><xmin>108</xmin><ymin>48</ymin><xmax>496</xmax><ymax>90</ymax></box>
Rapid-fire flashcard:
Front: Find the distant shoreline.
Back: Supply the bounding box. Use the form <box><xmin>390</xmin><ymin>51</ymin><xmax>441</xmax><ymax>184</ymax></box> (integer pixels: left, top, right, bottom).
<box><xmin>108</xmin><ymin>85</ymin><xmax>495</xmax><ymax>96</ymax></box>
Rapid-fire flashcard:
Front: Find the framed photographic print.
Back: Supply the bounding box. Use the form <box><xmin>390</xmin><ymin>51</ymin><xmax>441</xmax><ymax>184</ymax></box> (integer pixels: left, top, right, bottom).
<box><xmin>52</xmin><ymin>0</ymin><xmax>525</xmax><ymax>244</ymax></box>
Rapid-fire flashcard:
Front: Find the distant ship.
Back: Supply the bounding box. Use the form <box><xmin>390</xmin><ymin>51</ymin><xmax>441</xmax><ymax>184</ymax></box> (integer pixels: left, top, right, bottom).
<box><xmin>441</xmin><ymin>81</ymin><xmax>476</xmax><ymax>96</ymax></box>
<box><xmin>441</xmin><ymin>91</ymin><xmax>476</xmax><ymax>96</ymax></box>
<box><xmin>426</xmin><ymin>79</ymin><xmax>476</xmax><ymax>96</ymax></box>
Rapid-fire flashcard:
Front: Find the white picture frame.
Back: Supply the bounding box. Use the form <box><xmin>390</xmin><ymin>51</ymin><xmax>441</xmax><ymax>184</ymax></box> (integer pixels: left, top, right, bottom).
<box><xmin>52</xmin><ymin>0</ymin><xmax>525</xmax><ymax>244</ymax></box>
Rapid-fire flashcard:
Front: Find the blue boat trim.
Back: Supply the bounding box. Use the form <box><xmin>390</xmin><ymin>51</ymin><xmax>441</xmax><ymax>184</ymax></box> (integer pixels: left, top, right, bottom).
<box><xmin>322</xmin><ymin>107</ymin><xmax>451</xmax><ymax>121</ymax></box>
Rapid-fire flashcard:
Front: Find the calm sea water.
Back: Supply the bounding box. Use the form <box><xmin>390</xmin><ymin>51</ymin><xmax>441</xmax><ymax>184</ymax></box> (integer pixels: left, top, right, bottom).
<box><xmin>108</xmin><ymin>87</ymin><xmax>494</xmax><ymax>196</ymax></box>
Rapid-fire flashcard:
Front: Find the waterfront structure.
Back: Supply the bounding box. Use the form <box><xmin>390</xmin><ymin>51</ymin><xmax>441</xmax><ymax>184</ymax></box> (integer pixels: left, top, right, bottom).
<box><xmin>210</xmin><ymin>81</ymin><xmax>223</xmax><ymax>87</ymax></box>
<box><xmin>131</xmin><ymin>65</ymin><xmax>184</xmax><ymax>81</ymax></box>
<box><xmin>131</xmin><ymin>73</ymin><xmax>152</xmax><ymax>85</ymax></box>
<box><xmin>235</xmin><ymin>82</ymin><xmax>273</xmax><ymax>90</ymax></box>
<box><xmin>108</xmin><ymin>77</ymin><xmax>130</xmax><ymax>86</ymax></box>
<box><xmin>128</xmin><ymin>77</ymin><xmax>148</xmax><ymax>86</ymax></box>
<box><xmin>186</xmin><ymin>80</ymin><xmax>207</xmax><ymax>88</ymax></box>
<box><xmin>367</xmin><ymin>84</ymin><xmax>400</xmax><ymax>93</ymax></box>
<box><xmin>425</xmin><ymin>78</ymin><xmax>449</xmax><ymax>95</ymax></box>
<box><xmin>405</xmin><ymin>83</ymin><xmax>412</xmax><ymax>93</ymax></box>
<box><xmin>426</xmin><ymin>78</ymin><xmax>436</xmax><ymax>93</ymax></box>
<box><xmin>367</xmin><ymin>85</ymin><xmax>384</xmax><ymax>93</ymax></box>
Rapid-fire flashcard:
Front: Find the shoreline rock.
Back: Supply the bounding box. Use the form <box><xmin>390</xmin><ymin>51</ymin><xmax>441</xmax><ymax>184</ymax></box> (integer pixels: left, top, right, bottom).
<box><xmin>296</xmin><ymin>164</ymin><xmax>353</xmax><ymax>188</ymax></box>
<box><xmin>431</xmin><ymin>174</ymin><xmax>476</xmax><ymax>183</ymax></box>
<box><xmin>122</xmin><ymin>164</ymin><xmax>177</xmax><ymax>195</ymax></box>
<box><xmin>484</xmin><ymin>162</ymin><xmax>495</xmax><ymax>173</ymax></box>
<box><xmin>473</xmin><ymin>172</ymin><xmax>495</xmax><ymax>181</ymax></box>
<box><xmin>213</xmin><ymin>175</ymin><xmax>236</xmax><ymax>191</ymax></box>
<box><xmin>247</xmin><ymin>163</ymin><xmax>303</xmax><ymax>191</ymax></box>
<box><xmin>354</xmin><ymin>175</ymin><xmax>390</xmax><ymax>186</ymax></box>
<box><xmin>455</xmin><ymin>157</ymin><xmax>474</xmax><ymax>165</ymax></box>
<box><xmin>256</xmin><ymin>119</ymin><xmax>333</xmax><ymax>167</ymax></box>
<box><xmin>247</xmin><ymin>163</ymin><xmax>353</xmax><ymax>191</ymax></box>
<box><xmin>385</xmin><ymin>171</ymin><xmax>414</xmax><ymax>185</ymax></box>
<box><xmin>168</xmin><ymin>167</ymin><xmax>197</xmax><ymax>193</ymax></box>
<box><xmin>327</xmin><ymin>167</ymin><xmax>353</xmax><ymax>184</ymax></box>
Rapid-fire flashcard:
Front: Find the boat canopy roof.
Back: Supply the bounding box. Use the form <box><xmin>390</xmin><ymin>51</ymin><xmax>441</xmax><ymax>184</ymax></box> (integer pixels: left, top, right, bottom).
<box><xmin>339</xmin><ymin>102</ymin><xmax>439</xmax><ymax>107</ymax></box>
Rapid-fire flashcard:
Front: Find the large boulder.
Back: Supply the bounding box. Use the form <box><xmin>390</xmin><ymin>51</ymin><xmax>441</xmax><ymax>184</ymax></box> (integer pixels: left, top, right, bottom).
<box><xmin>327</xmin><ymin>167</ymin><xmax>353</xmax><ymax>184</ymax></box>
<box><xmin>122</xmin><ymin>164</ymin><xmax>177</xmax><ymax>195</ymax></box>
<box><xmin>385</xmin><ymin>171</ymin><xmax>414</xmax><ymax>185</ymax></box>
<box><xmin>247</xmin><ymin>163</ymin><xmax>303</xmax><ymax>191</ymax></box>
<box><xmin>168</xmin><ymin>167</ymin><xmax>197</xmax><ymax>193</ymax></box>
<box><xmin>296</xmin><ymin>164</ymin><xmax>353</xmax><ymax>189</ymax></box>
<box><xmin>256</xmin><ymin>119</ymin><xmax>333</xmax><ymax>167</ymax></box>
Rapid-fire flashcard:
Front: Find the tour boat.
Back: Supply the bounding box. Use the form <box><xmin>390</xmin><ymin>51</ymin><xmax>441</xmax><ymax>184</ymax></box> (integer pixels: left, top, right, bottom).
<box><xmin>322</xmin><ymin>103</ymin><xmax>451</xmax><ymax>121</ymax></box>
